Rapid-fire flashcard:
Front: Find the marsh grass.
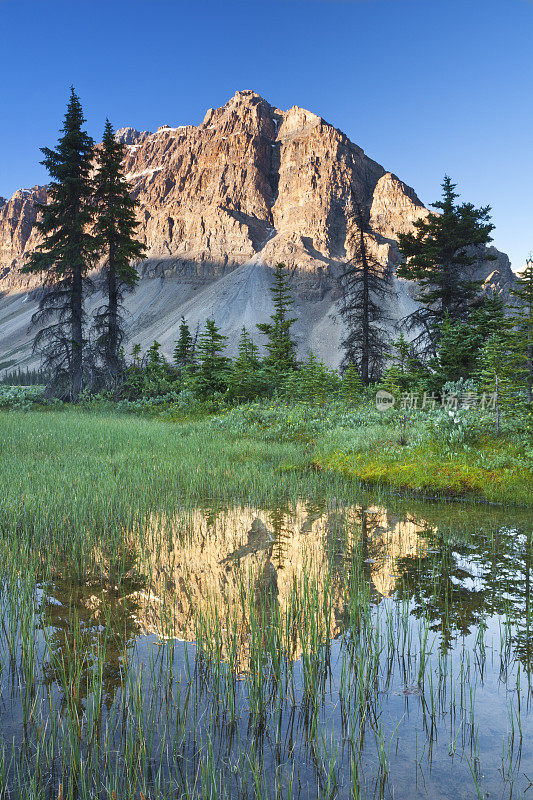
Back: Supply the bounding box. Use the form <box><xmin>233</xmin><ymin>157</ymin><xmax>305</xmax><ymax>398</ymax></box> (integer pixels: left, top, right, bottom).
<box><xmin>0</xmin><ymin>409</ymin><xmax>532</xmax><ymax>798</ymax></box>
<box><xmin>315</xmin><ymin>420</ymin><xmax>533</xmax><ymax>506</ymax></box>
<box><xmin>211</xmin><ymin>401</ymin><xmax>533</xmax><ymax>505</ymax></box>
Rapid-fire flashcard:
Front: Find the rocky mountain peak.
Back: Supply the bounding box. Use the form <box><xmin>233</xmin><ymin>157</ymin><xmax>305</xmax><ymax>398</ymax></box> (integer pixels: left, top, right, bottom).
<box><xmin>114</xmin><ymin>126</ymin><xmax>151</xmax><ymax>146</ymax></box>
<box><xmin>0</xmin><ymin>90</ymin><xmax>516</xmax><ymax>370</ymax></box>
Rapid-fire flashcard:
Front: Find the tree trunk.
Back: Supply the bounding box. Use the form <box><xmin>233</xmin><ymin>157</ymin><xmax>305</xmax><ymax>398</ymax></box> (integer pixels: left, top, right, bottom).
<box><xmin>107</xmin><ymin>244</ymin><xmax>119</xmax><ymax>380</ymax></box>
<box><xmin>359</xmin><ymin>214</ymin><xmax>370</xmax><ymax>385</ymax></box>
<box><xmin>70</xmin><ymin>261</ymin><xmax>84</xmax><ymax>401</ymax></box>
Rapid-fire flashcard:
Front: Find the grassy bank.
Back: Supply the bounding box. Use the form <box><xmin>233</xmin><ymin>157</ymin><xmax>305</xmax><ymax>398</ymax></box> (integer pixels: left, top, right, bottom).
<box><xmin>212</xmin><ymin>402</ymin><xmax>533</xmax><ymax>507</ymax></box>
<box><xmin>1</xmin><ymin>401</ymin><xmax>531</xmax><ymax>516</ymax></box>
<box><xmin>0</xmin><ymin>408</ymin><xmax>326</xmax><ymax>543</ymax></box>
<box><xmin>316</xmin><ymin>425</ymin><xmax>533</xmax><ymax>506</ymax></box>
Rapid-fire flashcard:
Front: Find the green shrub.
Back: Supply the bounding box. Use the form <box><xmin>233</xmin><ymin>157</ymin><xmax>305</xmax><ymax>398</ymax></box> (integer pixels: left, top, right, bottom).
<box><xmin>0</xmin><ymin>385</ymin><xmax>47</xmax><ymax>410</ymax></box>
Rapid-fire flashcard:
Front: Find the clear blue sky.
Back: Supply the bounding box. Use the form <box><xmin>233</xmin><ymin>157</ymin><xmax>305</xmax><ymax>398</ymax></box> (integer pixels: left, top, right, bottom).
<box><xmin>1</xmin><ymin>0</ymin><xmax>532</xmax><ymax>270</ymax></box>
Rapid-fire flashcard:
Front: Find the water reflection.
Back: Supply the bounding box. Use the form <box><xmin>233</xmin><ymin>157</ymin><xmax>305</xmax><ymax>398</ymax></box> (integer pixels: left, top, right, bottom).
<box><xmin>38</xmin><ymin>501</ymin><xmax>533</xmax><ymax>681</ymax></box>
<box><xmin>8</xmin><ymin>499</ymin><xmax>531</xmax><ymax>799</ymax></box>
<box><xmin>126</xmin><ymin>504</ymin><xmax>426</xmax><ymax>645</ymax></box>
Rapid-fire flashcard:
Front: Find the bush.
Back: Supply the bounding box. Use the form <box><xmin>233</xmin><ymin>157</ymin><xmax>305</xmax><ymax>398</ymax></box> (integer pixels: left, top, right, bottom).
<box><xmin>280</xmin><ymin>353</ymin><xmax>340</xmax><ymax>403</ymax></box>
<box><xmin>0</xmin><ymin>385</ymin><xmax>47</xmax><ymax>410</ymax></box>
<box><xmin>114</xmin><ymin>389</ymin><xmax>202</xmax><ymax>416</ymax></box>
<box><xmin>209</xmin><ymin>399</ymin><xmax>381</xmax><ymax>443</ymax></box>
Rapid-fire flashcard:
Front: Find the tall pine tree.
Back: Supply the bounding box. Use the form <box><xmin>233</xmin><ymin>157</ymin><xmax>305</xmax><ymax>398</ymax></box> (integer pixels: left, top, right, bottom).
<box><xmin>339</xmin><ymin>196</ymin><xmax>391</xmax><ymax>383</ymax></box>
<box><xmin>257</xmin><ymin>262</ymin><xmax>298</xmax><ymax>376</ymax></box>
<box><xmin>510</xmin><ymin>257</ymin><xmax>533</xmax><ymax>402</ymax></box>
<box><xmin>92</xmin><ymin>119</ymin><xmax>145</xmax><ymax>385</ymax></box>
<box><xmin>22</xmin><ymin>88</ymin><xmax>97</xmax><ymax>400</ymax></box>
<box><xmin>397</xmin><ymin>176</ymin><xmax>494</xmax><ymax>355</ymax></box>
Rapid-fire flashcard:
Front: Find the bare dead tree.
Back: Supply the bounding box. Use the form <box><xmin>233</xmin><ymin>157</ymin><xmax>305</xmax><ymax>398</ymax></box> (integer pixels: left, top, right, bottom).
<box><xmin>338</xmin><ymin>192</ymin><xmax>393</xmax><ymax>383</ymax></box>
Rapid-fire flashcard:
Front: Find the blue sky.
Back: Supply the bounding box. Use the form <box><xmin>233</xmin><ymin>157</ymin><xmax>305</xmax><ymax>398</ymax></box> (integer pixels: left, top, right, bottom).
<box><xmin>1</xmin><ymin>0</ymin><xmax>532</xmax><ymax>270</ymax></box>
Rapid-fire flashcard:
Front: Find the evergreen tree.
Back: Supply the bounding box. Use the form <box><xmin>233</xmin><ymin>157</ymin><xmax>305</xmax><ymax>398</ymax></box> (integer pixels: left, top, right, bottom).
<box><xmin>257</xmin><ymin>263</ymin><xmax>298</xmax><ymax>376</ymax></box>
<box><xmin>341</xmin><ymin>363</ymin><xmax>364</xmax><ymax>402</ymax></box>
<box><xmin>0</xmin><ymin>367</ymin><xmax>47</xmax><ymax>386</ymax></box>
<box><xmin>397</xmin><ymin>176</ymin><xmax>495</xmax><ymax>355</ymax></box>
<box><xmin>470</xmin><ymin>293</ymin><xmax>508</xmax><ymax>340</ymax></box>
<box><xmin>92</xmin><ymin>119</ymin><xmax>145</xmax><ymax>385</ymax></box>
<box><xmin>510</xmin><ymin>257</ymin><xmax>533</xmax><ymax>402</ymax></box>
<box><xmin>227</xmin><ymin>327</ymin><xmax>269</xmax><ymax>401</ymax></box>
<box><xmin>145</xmin><ymin>340</ymin><xmax>164</xmax><ymax>370</ymax></box>
<box><xmin>22</xmin><ymin>88</ymin><xmax>98</xmax><ymax>400</ymax></box>
<box><xmin>122</xmin><ymin>340</ymin><xmax>178</xmax><ymax>399</ymax></box>
<box><xmin>429</xmin><ymin>295</ymin><xmax>509</xmax><ymax>390</ymax></box>
<box><xmin>173</xmin><ymin>317</ymin><xmax>195</xmax><ymax>371</ymax></box>
<box><xmin>339</xmin><ymin>196</ymin><xmax>391</xmax><ymax>383</ymax></box>
<box><xmin>381</xmin><ymin>334</ymin><xmax>422</xmax><ymax>393</ymax></box>
<box><xmin>283</xmin><ymin>351</ymin><xmax>340</xmax><ymax>403</ymax></box>
<box><xmin>194</xmin><ymin>318</ymin><xmax>230</xmax><ymax>398</ymax></box>
<box><xmin>432</xmin><ymin>314</ymin><xmax>482</xmax><ymax>386</ymax></box>
<box><xmin>476</xmin><ymin>328</ymin><xmax>520</xmax><ymax>434</ymax></box>
<box><xmin>131</xmin><ymin>343</ymin><xmax>142</xmax><ymax>368</ymax></box>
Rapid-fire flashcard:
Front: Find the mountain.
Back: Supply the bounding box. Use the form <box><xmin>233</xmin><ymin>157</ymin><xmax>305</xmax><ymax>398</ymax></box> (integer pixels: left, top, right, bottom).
<box><xmin>0</xmin><ymin>90</ymin><xmax>515</xmax><ymax>371</ymax></box>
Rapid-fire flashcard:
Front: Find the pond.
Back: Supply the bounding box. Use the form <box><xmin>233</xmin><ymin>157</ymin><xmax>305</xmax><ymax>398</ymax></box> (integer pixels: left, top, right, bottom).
<box><xmin>1</xmin><ymin>497</ymin><xmax>532</xmax><ymax>799</ymax></box>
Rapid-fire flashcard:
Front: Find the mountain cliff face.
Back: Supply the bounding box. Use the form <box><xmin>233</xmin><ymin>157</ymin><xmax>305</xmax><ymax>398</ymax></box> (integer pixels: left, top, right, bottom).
<box><xmin>0</xmin><ymin>90</ymin><xmax>515</xmax><ymax>370</ymax></box>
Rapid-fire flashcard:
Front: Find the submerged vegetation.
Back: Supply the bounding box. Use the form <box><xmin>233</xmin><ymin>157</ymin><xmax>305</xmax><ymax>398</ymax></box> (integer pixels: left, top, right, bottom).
<box><xmin>0</xmin><ymin>408</ymin><xmax>532</xmax><ymax>799</ymax></box>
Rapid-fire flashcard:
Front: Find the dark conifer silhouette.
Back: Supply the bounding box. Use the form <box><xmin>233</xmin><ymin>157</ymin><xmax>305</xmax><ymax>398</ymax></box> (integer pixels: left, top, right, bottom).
<box><xmin>339</xmin><ymin>194</ymin><xmax>391</xmax><ymax>383</ymax></box>
<box><xmin>22</xmin><ymin>88</ymin><xmax>97</xmax><ymax>400</ymax></box>
<box><xmin>92</xmin><ymin>119</ymin><xmax>145</xmax><ymax>386</ymax></box>
<box><xmin>397</xmin><ymin>176</ymin><xmax>494</xmax><ymax>355</ymax></box>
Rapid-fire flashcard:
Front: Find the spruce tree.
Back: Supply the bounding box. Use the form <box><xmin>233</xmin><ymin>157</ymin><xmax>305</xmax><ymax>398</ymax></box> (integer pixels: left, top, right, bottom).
<box><xmin>285</xmin><ymin>351</ymin><xmax>340</xmax><ymax>403</ymax></box>
<box><xmin>339</xmin><ymin>196</ymin><xmax>391</xmax><ymax>383</ymax></box>
<box><xmin>470</xmin><ymin>294</ymin><xmax>508</xmax><ymax>340</ymax></box>
<box><xmin>476</xmin><ymin>328</ymin><xmax>519</xmax><ymax>434</ymax></box>
<box><xmin>92</xmin><ymin>119</ymin><xmax>145</xmax><ymax>385</ymax></box>
<box><xmin>22</xmin><ymin>88</ymin><xmax>97</xmax><ymax>400</ymax></box>
<box><xmin>397</xmin><ymin>176</ymin><xmax>495</xmax><ymax>355</ymax></box>
<box><xmin>341</xmin><ymin>363</ymin><xmax>364</xmax><ymax>402</ymax></box>
<box><xmin>510</xmin><ymin>257</ymin><xmax>533</xmax><ymax>402</ymax></box>
<box><xmin>257</xmin><ymin>263</ymin><xmax>298</xmax><ymax>376</ymax></box>
<box><xmin>427</xmin><ymin>295</ymin><xmax>508</xmax><ymax>390</ymax></box>
<box><xmin>122</xmin><ymin>340</ymin><xmax>176</xmax><ymax>399</ymax></box>
<box><xmin>146</xmin><ymin>339</ymin><xmax>164</xmax><ymax>370</ymax></box>
<box><xmin>194</xmin><ymin>318</ymin><xmax>230</xmax><ymax>398</ymax></box>
<box><xmin>381</xmin><ymin>334</ymin><xmax>421</xmax><ymax>393</ymax></box>
<box><xmin>173</xmin><ymin>317</ymin><xmax>195</xmax><ymax>371</ymax></box>
<box><xmin>228</xmin><ymin>326</ymin><xmax>268</xmax><ymax>401</ymax></box>
<box><xmin>131</xmin><ymin>343</ymin><xmax>142</xmax><ymax>368</ymax></box>
<box><xmin>433</xmin><ymin>314</ymin><xmax>482</xmax><ymax>386</ymax></box>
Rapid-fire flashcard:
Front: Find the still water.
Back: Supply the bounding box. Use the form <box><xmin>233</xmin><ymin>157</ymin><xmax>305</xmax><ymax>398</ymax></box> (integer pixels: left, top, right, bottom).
<box><xmin>1</xmin><ymin>498</ymin><xmax>532</xmax><ymax>799</ymax></box>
